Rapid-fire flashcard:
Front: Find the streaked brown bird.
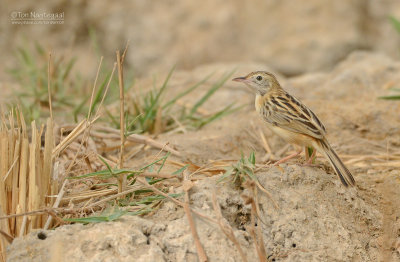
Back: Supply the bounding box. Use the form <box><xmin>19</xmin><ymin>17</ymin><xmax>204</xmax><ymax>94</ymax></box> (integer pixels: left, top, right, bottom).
<box><xmin>233</xmin><ymin>71</ymin><xmax>355</xmax><ymax>187</ymax></box>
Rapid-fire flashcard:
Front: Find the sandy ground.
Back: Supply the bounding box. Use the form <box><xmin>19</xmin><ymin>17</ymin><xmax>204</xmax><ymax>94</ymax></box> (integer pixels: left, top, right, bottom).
<box><xmin>6</xmin><ymin>52</ymin><xmax>400</xmax><ymax>261</ymax></box>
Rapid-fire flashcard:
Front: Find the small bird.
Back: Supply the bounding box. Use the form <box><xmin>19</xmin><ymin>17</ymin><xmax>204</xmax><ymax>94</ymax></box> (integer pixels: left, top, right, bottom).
<box><xmin>233</xmin><ymin>71</ymin><xmax>355</xmax><ymax>187</ymax></box>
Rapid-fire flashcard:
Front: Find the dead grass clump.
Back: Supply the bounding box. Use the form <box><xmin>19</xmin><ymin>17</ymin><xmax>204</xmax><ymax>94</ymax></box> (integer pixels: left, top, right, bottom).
<box><xmin>0</xmin><ymin>110</ymin><xmax>57</xmax><ymax>261</ymax></box>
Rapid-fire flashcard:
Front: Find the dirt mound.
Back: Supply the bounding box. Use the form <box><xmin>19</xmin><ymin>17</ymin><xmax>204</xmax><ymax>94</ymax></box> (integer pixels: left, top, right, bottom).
<box><xmin>7</xmin><ymin>52</ymin><xmax>400</xmax><ymax>261</ymax></box>
<box><xmin>7</xmin><ymin>166</ymin><xmax>382</xmax><ymax>262</ymax></box>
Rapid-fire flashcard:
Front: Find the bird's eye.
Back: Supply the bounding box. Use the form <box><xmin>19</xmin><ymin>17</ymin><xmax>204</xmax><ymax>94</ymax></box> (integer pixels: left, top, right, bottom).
<box><xmin>256</xmin><ymin>76</ymin><xmax>262</xmax><ymax>81</ymax></box>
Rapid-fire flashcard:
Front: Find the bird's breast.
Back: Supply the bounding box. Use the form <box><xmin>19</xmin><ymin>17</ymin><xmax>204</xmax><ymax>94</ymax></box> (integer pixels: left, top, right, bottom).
<box><xmin>255</xmin><ymin>95</ymin><xmax>266</xmax><ymax>115</ymax></box>
<box><xmin>255</xmin><ymin>94</ymin><xmax>274</xmax><ymax>120</ymax></box>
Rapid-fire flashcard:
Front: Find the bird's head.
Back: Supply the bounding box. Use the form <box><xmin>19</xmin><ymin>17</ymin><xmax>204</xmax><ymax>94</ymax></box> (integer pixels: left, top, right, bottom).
<box><xmin>233</xmin><ymin>71</ymin><xmax>280</xmax><ymax>95</ymax></box>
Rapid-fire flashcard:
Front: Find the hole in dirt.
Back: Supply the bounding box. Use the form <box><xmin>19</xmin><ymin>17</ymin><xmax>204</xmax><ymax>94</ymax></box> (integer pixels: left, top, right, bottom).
<box><xmin>234</xmin><ymin>212</ymin><xmax>250</xmax><ymax>230</ymax></box>
<box><xmin>37</xmin><ymin>232</ymin><xmax>47</xmax><ymax>240</ymax></box>
<box><xmin>143</xmin><ymin>231</ymin><xmax>150</xmax><ymax>245</ymax></box>
<box><xmin>292</xmin><ymin>243</ymin><xmax>296</xmax><ymax>248</ymax></box>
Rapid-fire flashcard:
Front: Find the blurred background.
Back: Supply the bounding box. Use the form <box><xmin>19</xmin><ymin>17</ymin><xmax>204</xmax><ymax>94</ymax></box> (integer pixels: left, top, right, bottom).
<box><xmin>1</xmin><ymin>0</ymin><xmax>400</xmax><ymax>80</ymax></box>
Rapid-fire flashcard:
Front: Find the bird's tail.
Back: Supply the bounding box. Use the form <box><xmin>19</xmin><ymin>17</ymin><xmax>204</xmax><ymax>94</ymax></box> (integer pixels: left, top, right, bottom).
<box><xmin>315</xmin><ymin>139</ymin><xmax>356</xmax><ymax>187</ymax></box>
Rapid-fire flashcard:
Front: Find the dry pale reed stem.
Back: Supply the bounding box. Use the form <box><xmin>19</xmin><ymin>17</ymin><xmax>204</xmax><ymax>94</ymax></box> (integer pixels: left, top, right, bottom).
<box><xmin>121</xmin><ymin>40</ymin><xmax>130</xmax><ymax>64</ymax></box>
<box><xmin>254</xmin><ymin>180</ymin><xmax>279</xmax><ymax>210</ymax></box>
<box><xmin>93</xmin><ymin>62</ymin><xmax>117</xmax><ymax>119</ymax></box>
<box><xmin>16</xmin><ymin>111</ymin><xmax>28</xmax><ymax>237</ymax></box>
<box><xmin>86</xmin><ymin>185</ymin><xmax>142</xmax><ymax>208</ymax></box>
<box><xmin>52</xmin><ymin>116</ymin><xmax>99</xmax><ymax>158</ymax></box>
<box><xmin>0</xmin><ymin>113</ymin><xmax>58</xmax><ymax>261</ymax></box>
<box><xmin>3</xmin><ymin>156</ymin><xmax>18</xmax><ymax>184</ymax></box>
<box><xmin>52</xmin><ymin>119</ymin><xmax>85</xmax><ymax>157</ymax></box>
<box><xmin>47</xmin><ymin>52</ymin><xmax>53</xmax><ymax>120</ymax></box>
<box><xmin>0</xmin><ymin>131</ymin><xmax>8</xmax><ymax>222</ymax></box>
<box><xmin>212</xmin><ymin>191</ymin><xmax>248</xmax><ymax>262</ymax></box>
<box><xmin>137</xmin><ymin>177</ymin><xmax>183</xmax><ymax>207</ymax></box>
<box><xmin>28</xmin><ymin>121</ymin><xmax>39</xmax><ymax>230</ymax></box>
<box><xmin>0</xmin><ymin>205</ymin><xmax>7</xmax><ymax>262</ymax></box>
<box><xmin>10</xmin><ymin>139</ymin><xmax>20</xmax><ymax>234</ymax></box>
<box><xmin>243</xmin><ymin>193</ymin><xmax>268</xmax><ymax>262</ymax></box>
<box><xmin>136</xmin><ymin>177</ymin><xmax>218</xmax><ymax>224</ymax></box>
<box><xmin>17</xmin><ymin>137</ymin><xmax>28</xmax><ymax>236</ymax></box>
<box><xmin>2</xmin><ymin>114</ymin><xmax>55</xmax><ymax>232</ymax></box>
<box><xmin>63</xmin><ymin>58</ymin><xmax>114</xmax><ymax>185</ymax></box>
<box><xmin>62</xmin><ymin>187</ymin><xmax>119</xmax><ymax>202</ymax></box>
<box><xmin>0</xmin><ymin>208</ymin><xmax>60</xmax><ymax>220</ymax></box>
<box><xmin>116</xmin><ymin>50</ymin><xmax>126</xmax><ymax>195</ymax></box>
<box><xmin>87</xmin><ymin>56</ymin><xmax>103</xmax><ymax>120</ymax></box>
<box><xmin>44</xmin><ymin>180</ymin><xmax>67</xmax><ymax>230</ymax></box>
<box><xmin>42</xmin><ymin>118</ymin><xmax>54</xmax><ymax>224</ymax></box>
<box><xmin>62</xmin><ymin>171</ymin><xmax>177</xmax><ymax>204</ymax></box>
<box><xmin>183</xmin><ymin>172</ymin><xmax>208</xmax><ymax>262</ymax></box>
<box><xmin>258</xmin><ymin>128</ymin><xmax>275</xmax><ymax>160</ymax></box>
<box><xmin>0</xmin><ymin>230</ymin><xmax>13</xmax><ymax>244</ymax></box>
<box><xmin>0</xmin><ymin>205</ymin><xmax>11</xmax><ymax>262</ymax></box>
<box><xmin>91</xmin><ymin>127</ymin><xmax>181</xmax><ymax>156</ymax></box>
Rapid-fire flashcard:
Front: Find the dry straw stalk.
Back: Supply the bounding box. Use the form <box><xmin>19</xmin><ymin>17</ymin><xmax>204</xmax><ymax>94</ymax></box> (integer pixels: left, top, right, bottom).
<box><xmin>0</xmin><ymin>112</ymin><xmax>58</xmax><ymax>261</ymax></box>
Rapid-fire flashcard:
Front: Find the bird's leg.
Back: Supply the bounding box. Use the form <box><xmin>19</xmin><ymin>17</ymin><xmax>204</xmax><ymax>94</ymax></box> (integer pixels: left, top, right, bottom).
<box><xmin>274</xmin><ymin>148</ymin><xmax>302</xmax><ymax>166</ymax></box>
<box><xmin>303</xmin><ymin>146</ymin><xmax>317</xmax><ymax>166</ymax></box>
<box><xmin>305</xmin><ymin>146</ymin><xmax>311</xmax><ymax>162</ymax></box>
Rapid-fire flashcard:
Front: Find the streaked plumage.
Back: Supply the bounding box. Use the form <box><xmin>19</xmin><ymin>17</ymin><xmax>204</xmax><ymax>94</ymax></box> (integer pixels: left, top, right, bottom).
<box><xmin>233</xmin><ymin>71</ymin><xmax>355</xmax><ymax>187</ymax></box>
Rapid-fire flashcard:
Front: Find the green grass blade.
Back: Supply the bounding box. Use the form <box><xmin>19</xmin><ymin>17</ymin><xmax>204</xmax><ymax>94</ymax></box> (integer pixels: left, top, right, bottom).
<box><xmin>157</xmin><ymin>152</ymin><xmax>170</xmax><ymax>173</ymax></box>
<box><xmin>17</xmin><ymin>47</ymin><xmax>33</xmax><ymax>67</ymax></box>
<box><xmin>125</xmin><ymin>129</ymin><xmax>143</xmax><ymax>136</ymax></box>
<box><xmin>139</xmin><ymin>152</ymin><xmax>170</xmax><ymax>171</ymax></box>
<box><xmin>389</xmin><ymin>16</ymin><xmax>400</xmax><ymax>33</ymax></box>
<box><xmin>127</xmin><ymin>207</ymin><xmax>153</xmax><ymax>216</ymax></box>
<box><xmin>142</xmin><ymin>66</ymin><xmax>175</xmax><ymax>124</ymax></box>
<box><xmin>217</xmin><ymin>167</ymin><xmax>235</xmax><ymax>183</ymax></box>
<box><xmin>133</xmin><ymin>193</ymin><xmax>182</xmax><ymax>205</ymax></box>
<box><xmin>69</xmin><ymin>168</ymin><xmax>137</xmax><ymax>179</ymax></box>
<box><xmin>61</xmin><ymin>57</ymin><xmax>77</xmax><ymax>81</ymax></box>
<box><xmin>88</xmin><ymin>72</ymin><xmax>112</xmax><ymax>118</ymax></box>
<box><xmin>378</xmin><ymin>95</ymin><xmax>400</xmax><ymax>100</ymax></box>
<box><xmin>195</xmin><ymin>103</ymin><xmax>243</xmax><ymax>128</ymax></box>
<box><xmin>99</xmin><ymin>155</ymin><xmax>115</xmax><ymax>175</ymax></box>
<box><xmin>88</xmin><ymin>26</ymin><xmax>101</xmax><ymax>57</ymax></box>
<box><xmin>126</xmin><ymin>113</ymin><xmax>143</xmax><ymax>133</ymax></box>
<box><xmin>148</xmin><ymin>178</ymin><xmax>164</xmax><ymax>185</ymax></box>
<box><xmin>242</xmin><ymin>166</ymin><xmax>258</xmax><ymax>181</ymax></box>
<box><xmin>162</xmin><ymin>72</ymin><xmax>214</xmax><ymax>110</ymax></box>
<box><xmin>248</xmin><ymin>151</ymin><xmax>256</xmax><ymax>165</ymax></box>
<box><xmin>104</xmin><ymin>108</ymin><xmax>120</xmax><ymax>127</ymax></box>
<box><xmin>190</xmin><ymin>69</ymin><xmax>236</xmax><ymax>115</ymax></box>
<box><xmin>73</xmin><ymin>96</ymin><xmax>89</xmax><ymax>122</ymax></box>
<box><xmin>132</xmin><ymin>189</ymin><xmax>153</xmax><ymax>195</ymax></box>
<box><xmin>172</xmin><ymin>165</ymin><xmax>188</xmax><ymax>175</ymax></box>
<box><xmin>34</xmin><ymin>41</ymin><xmax>46</xmax><ymax>56</ymax></box>
<box><xmin>64</xmin><ymin>209</ymin><xmax>128</xmax><ymax>224</ymax></box>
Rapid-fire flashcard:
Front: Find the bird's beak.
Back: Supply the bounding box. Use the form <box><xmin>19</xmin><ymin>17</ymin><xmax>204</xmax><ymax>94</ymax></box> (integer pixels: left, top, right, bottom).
<box><xmin>232</xmin><ymin>76</ymin><xmax>250</xmax><ymax>84</ymax></box>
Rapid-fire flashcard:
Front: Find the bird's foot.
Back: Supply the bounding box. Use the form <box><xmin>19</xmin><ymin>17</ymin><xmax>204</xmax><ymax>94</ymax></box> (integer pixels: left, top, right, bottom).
<box><xmin>273</xmin><ymin>149</ymin><xmax>302</xmax><ymax>166</ymax></box>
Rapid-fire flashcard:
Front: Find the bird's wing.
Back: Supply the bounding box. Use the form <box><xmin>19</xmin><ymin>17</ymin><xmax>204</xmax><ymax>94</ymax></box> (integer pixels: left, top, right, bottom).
<box><xmin>262</xmin><ymin>92</ymin><xmax>326</xmax><ymax>139</ymax></box>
